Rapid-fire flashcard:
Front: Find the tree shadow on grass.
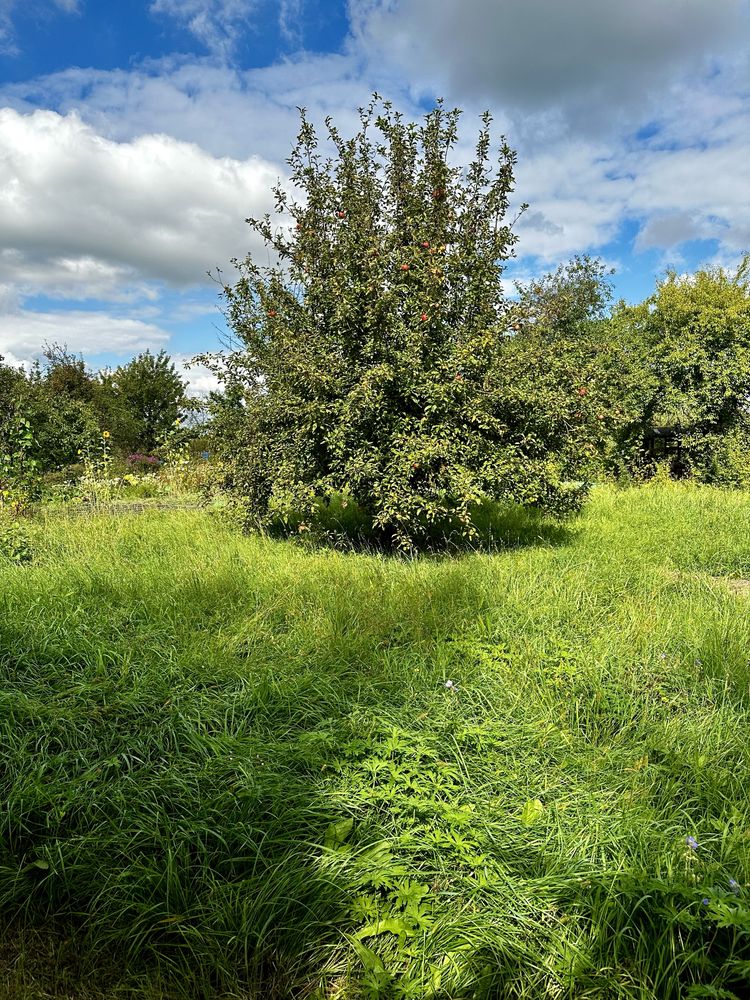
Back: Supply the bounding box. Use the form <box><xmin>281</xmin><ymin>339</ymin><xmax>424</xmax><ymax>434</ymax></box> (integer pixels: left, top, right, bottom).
<box><xmin>266</xmin><ymin>494</ymin><xmax>577</xmax><ymax>558</ymax></box>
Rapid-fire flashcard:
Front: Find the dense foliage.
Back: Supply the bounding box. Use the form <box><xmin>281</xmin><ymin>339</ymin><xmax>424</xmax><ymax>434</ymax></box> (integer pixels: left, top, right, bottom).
<box><xmin>0</xmin><ymin>348</ymin><xmax>192</xmax><ymax>482</ymax></box>
<box><xmin>610</xmin><ymin>259</ymin><xmax>750</xmax><ymax>483</ymax></box>
<box><xmin>211</xmin><ymin>99</ymin><xmax>588</xmax><ymax>549</ymax></box>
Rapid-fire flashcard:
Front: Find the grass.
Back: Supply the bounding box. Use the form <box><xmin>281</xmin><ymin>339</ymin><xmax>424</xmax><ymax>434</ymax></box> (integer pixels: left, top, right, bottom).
<box><xmin>1</xmin><ymin>482</ymin><xmax>750</xmax><ymax>998</ymax></box>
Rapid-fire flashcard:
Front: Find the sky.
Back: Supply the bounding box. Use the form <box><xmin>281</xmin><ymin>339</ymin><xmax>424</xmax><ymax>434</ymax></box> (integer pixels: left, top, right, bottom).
<box><xmin>1</xmin><ymin>0</ymin><xmax>749</xmax><ymax>392</ymax></box>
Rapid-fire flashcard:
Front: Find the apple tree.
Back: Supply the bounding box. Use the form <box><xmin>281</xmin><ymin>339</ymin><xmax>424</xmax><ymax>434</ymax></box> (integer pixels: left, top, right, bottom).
<box><xmin>214</xmin><ymin>97</ymin><xmax>587</xmax><ymax>549</ymax></box>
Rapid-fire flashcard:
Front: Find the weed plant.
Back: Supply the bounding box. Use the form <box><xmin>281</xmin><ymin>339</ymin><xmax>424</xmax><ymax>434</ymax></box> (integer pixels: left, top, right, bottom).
<box><xmin>1</xmin><ymin>485</ymin><xmax>750</xmax><ymax>998</ymax></box>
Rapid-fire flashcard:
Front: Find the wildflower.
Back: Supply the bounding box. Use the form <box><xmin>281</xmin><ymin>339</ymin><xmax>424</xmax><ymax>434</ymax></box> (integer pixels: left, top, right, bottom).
<box><xmin>102</xmin><ymin>431</ymin><xmax>111</xmax><ymax>440</ymax></box>
<box><xmin>659</xmin><ymin>652</ymin><xmax>667</xmax><ymax>660</ymax></box>
<box><xmin>444</xmin><ymin>679</ymin><xmax>455</xmax><ymax>689</ymax></box>
<box><xmin>701</xmin><ymin>898</ymin><xmax>710</xmax><ymax>906</ymax></box>
<box><xmin>729</xmin><ymin>878</ymin><xmax>740</xmax><ymax>891</ymax></box>
<box><xmin>686</xmin><ymin>835</ymin><xmax>699</xmax><ymax>851</ymax></box>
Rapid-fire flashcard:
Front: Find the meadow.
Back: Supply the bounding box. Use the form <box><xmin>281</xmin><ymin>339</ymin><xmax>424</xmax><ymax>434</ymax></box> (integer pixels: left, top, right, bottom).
<box><xmin>1</xmin><ymin>483</ymin><xmax>750</xmax><ymax>999</ymax></box>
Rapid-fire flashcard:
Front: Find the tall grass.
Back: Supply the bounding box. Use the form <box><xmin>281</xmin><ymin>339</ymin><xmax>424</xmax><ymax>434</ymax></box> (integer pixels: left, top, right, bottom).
<box><xmin>1</xmin><ymin>484</ymin><xmax>750</xmax><ymax>998</ymax></box>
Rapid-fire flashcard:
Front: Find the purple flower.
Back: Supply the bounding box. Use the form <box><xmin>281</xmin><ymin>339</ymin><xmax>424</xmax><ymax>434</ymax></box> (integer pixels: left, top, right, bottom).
<box><xmin>729</xmin><ymin>878</ymin><xmax>740</xmax><ymax>891</ymax></box>
<box><xmin>702</xmin><ymin>897</ymin><xmax>710</xmax><ymax>906</ymax></box>
<box><xmin>686</xmin><ymin>835</ymin><xmax>699</xmax><ymax>851</ymax></box>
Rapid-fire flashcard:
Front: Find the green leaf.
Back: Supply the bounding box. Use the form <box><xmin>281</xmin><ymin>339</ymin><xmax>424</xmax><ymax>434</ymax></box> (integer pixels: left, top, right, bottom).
<box><xmin>351</xmin><ymin>940</ymin><xmax>386</xmax><ymax>974</ymax></box>
<box><xmin>355</xmin><ymin>916</ymin><xmax>416</xmax><ymax>940</ymax></box>
<box><xmin>324</xmin><ymin>817</ymin><xmax>354</xmax><ymax>850</ymax></box>
<box><xmin>520</xmin><ymin>798</ymin><xmax>545</xmax><ymax>827</ymax></box>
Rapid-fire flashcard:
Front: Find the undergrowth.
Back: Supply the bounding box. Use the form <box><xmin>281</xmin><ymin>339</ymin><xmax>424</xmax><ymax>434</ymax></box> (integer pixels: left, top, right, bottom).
<box><xmin>1</xmin><ymin>484</ymin><xmax>750</xmax><ymax>998</ymax></box>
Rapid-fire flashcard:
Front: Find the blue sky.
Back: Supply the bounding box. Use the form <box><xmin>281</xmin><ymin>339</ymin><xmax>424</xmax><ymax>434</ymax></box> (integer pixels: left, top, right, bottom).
<box><xmin>1</xmin><ymin>0</ymin><xmax>749</xmax><ymax>391</ymax></box>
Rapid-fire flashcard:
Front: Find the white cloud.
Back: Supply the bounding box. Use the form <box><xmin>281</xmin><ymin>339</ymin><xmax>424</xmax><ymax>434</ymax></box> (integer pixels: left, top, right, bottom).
<box><xmin>0</xmin><ymin>2</ymin><xmax>748</xmax><ymax>346</ymax></box>
<box><xmin>0</xmin><ymin>107</ymin><xmax>282</xmax><ymax>298</ymax></box>
<box><xmin>0</xmin><ymin>0</ymin><xmax>15</xmax><ymax>55</ymax></box>
<box><xmin>0</xmin><ymin>54</ymin><xmax>376</xmax><ymax>160</ymax></box>
<box><xmin>149</xmin><ymin>0</ymin><xmax>310</xmax><ymax>59</ymax></box>
<box><xmin>279</xmin><ymin>0</ymin><xmax>303</xmax><ymax>44</ymax></box>
<box><xmin>0</xmin><ymin>307</ymin><xmax>170</xmax><ymax>363</ymax></box>
<box><xmin>173</xmin><ymin>353</ymin><xmax>222</xmax><ymax>396</ymax></box>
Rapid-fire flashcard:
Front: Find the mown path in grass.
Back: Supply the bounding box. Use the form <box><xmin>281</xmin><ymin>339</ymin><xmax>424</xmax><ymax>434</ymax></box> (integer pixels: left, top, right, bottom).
<box><xmin>1</xmin><ymin>485</ymin><xmax>750</xmax><ymax>999</ymax></box>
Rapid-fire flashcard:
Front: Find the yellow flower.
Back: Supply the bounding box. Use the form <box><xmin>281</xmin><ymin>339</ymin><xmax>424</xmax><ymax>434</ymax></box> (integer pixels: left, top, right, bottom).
<box><xmin>102</xmin><ymin>431</ymin><xmax>111</xmax><ymax>439</ymax></box>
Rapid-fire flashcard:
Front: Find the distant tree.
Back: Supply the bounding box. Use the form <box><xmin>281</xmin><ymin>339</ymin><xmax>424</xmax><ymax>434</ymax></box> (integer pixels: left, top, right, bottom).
<box><xmin>110</xmin><ymin>350</ymin><xmax>188</xmax><ymax>453</ymax></box>
<box><xmin>0</xmin><ymin>354</ymin><xmax>99</xmax><ymax>473</ymax></box>
<box><xmin>512</xmin><ymin>255</ymin><xmax>614</xmax><ymax>338</ymax></box>
<box><xmin>611</xmin><ymin>256</ymin><xmax>750</xmax><ymax>481</ymax></box>
<box><xmin>42</xmin><ymin>343</ymin><xmax>96</xmax><ymax>403</ymax></box>
<box><xmin>22</xmin><ymin>391</ymin><xmax>99</xmax><ymax>471</ymax></box>
<box><xmin>504</xmin><ymin>257</ymin><xmax>646</xmax><ymax>479</ymax></box>
<box><xmin>212</xmin><ymin>97</ymin><xmax>587</xmax><ymax>550</ymax></box>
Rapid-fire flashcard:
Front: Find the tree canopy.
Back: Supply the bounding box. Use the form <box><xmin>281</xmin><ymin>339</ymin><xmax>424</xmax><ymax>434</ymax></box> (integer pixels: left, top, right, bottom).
<box><xmin>212</xmin><ymin>98</ymin><xmax>588</xmax><ymax>549</ymax></box>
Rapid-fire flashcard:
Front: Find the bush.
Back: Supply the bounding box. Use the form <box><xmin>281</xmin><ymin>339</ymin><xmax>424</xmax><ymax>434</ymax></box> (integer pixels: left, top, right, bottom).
<box><xmin>0</xmin><ymin>514</ymin><xmax>32</xmax><ymax>564</ymax></box>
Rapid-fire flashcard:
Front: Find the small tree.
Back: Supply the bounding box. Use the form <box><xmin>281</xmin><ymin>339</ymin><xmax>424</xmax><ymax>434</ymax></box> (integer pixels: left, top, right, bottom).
<box><xmin>110</xmin><ymin>350</ymin><xmax>187</xmax><ymax>453</ymax></box>
<box><xmin>215</xmin><ymin>97</ymin><xmax>585</xmax><ymax>549</ymax></box>
<box><xmin>42</xmin><ymin>343</ymin><xmax>96</xmax><ymax>403</ymax></box>
<box><xmin>611</xmin><ymin>257</ymin><xmax>750</xmax><ymax>481</ymax></box>
<box><xmin>504</xmin><ymin>257</ymin><xmax>645</xmax><ymax>481</ymax></box>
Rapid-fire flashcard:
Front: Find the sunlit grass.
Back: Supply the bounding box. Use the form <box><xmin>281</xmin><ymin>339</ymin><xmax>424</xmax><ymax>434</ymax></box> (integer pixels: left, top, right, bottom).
<box><xmin>1</xmin><ymin>484</ymin><xmax>750</xmax><ymax>998</ymax></box>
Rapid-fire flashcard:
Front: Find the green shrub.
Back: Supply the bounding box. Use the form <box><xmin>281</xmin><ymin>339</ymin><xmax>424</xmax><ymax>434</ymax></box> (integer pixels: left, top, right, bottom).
<box><xmin>0</xmin><ymin>514</ymin><xmax>32</xmax><ymax>564</ymax></box>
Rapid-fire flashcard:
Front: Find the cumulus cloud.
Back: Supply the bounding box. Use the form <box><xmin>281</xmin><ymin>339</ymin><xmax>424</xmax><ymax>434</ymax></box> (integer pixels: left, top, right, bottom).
<box><xmin>173</xmin><ymin>353</ymin><xmax>222</xmax><ymax>396</ymax></box>
<box><xmin>0</xmin><ymin>54</ymin><xmax>375</xmax><ymax>160</ymax></box>
<box><xmin>351</xmin><ymin>0</ymin><xmax>749</xmax><ymax>125</ymax></box>
<box><xmin>0</xmin><ymin>107</ymin><xmax>282</xmax><ymax>298</ymax></box>
<box><xmin>0</xmin><ymin>10</ymin><xmax>748</xmax><ymax>337</ymax></box>
<box><xmin>0</xmin><ymin>307</ymin><xmax>170</xmax><ymax>363</ymax></box>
